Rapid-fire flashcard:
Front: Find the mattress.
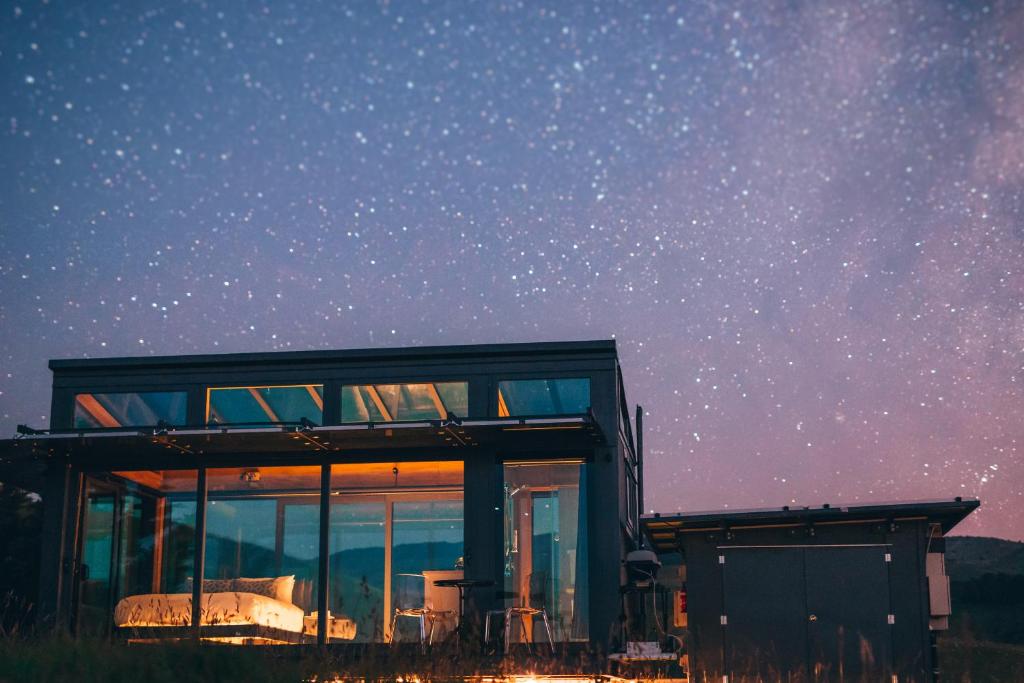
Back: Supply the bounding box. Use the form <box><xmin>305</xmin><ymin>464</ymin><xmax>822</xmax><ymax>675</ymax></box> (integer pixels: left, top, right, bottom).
<box><xmin>114</xmin><ymin>591</ymin><xmax>305</xmax><ymax>633</ymax></box>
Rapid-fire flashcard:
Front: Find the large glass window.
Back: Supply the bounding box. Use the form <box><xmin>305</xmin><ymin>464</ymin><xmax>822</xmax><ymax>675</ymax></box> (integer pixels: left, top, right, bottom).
<box><xmin>74</xmin><ymin>392</ymin><xmax>187</xmax><ymax>428</ymax></box>
<box><xmin>341</xmin><ymin>382</ymin><xmax>468</xmax><ymax>422</ymax></box>
<box><xmin>497</xmin><ymin>378</ymin><xmax>590</xmax><ymax>416</ymax></box>
<box><xmin>204</xmin><ymin>466</ymin><xmax>321</xmax><ymax>644</ymax></box>
<box><xmin>77</xmin><ymin>470</ymin><xmax>197</xmax><ymax>637</ymax></box>
<box><xmin>206</xmin><ymin>385</ymin><xmax>323</xmax><ymax>425</ymax></box>
<box><xmin>329</xmin><ymin>461</ymin><xmax>464</xmax><ymax>643</ymax></box>
<box><xmin>503</xmin><ymin>461</ymin><xmax>589</xmax><ymax>642</ymax></box>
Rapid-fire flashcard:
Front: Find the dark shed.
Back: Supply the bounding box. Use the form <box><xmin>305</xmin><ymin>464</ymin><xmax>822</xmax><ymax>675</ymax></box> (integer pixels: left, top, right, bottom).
<box><xmin>642</xmin><ymin>499</ymin><xmax>979</xmax><ymax>683</ymax></box>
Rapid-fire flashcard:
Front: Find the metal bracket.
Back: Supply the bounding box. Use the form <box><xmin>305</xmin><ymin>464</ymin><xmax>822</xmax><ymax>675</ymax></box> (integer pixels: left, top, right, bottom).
<box><xmin>887</xmin><ymin>614</ymin><xmax>895</xmax><ymax>625</ymax></box>
<box><xmin>720</xmin><ymin>615</ymin><xmax>728</xmax><ymax>625</ymax></box>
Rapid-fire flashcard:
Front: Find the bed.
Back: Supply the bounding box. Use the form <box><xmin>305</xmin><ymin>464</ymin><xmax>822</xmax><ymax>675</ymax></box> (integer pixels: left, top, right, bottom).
<box><xmin>113</xmin><ymin>576</ymin><xmax>356</xmax><ymax>644</ymax></box>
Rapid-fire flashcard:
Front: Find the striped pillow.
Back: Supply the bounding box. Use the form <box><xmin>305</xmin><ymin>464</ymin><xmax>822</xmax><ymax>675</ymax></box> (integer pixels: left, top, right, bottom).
<box><xmin>234</xmin><ymin>576</ymin><xmax>295</xmax><ymax>604</ymax></box>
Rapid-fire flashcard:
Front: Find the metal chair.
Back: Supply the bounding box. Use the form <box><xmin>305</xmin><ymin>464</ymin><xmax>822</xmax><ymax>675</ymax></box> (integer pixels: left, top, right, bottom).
<box><xmin>388</xmin><ymin>573</ymin><xmax>454</xmax><ymax>648</ymax></box>
<box><xmin>484</xmin><ymin>572</ymin><xmax>555</xmax><ymax>654</ymax></box>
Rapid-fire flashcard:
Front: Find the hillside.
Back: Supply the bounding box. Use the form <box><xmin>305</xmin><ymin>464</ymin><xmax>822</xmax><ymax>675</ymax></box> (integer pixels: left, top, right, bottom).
<box><xmin>945</xmin><ymin>535</ymin><xmax>1024</xmax><ymax>580</ymax></box>
<box><xmin>945</xmin><ymin>536</ymin><xmax>1024</xmax><ymax>645</ymax></box>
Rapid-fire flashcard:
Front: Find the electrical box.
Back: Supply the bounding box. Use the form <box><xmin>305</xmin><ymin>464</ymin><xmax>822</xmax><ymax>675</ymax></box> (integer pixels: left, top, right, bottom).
<box><xmin>926</xmin><ymin>552</ymin><xmax>951</xmax><ymax>630</ymax></box>
<box><xmin>673</xmin><ymin>584</ymin><xmax>688</xmax><ymax>628</ymax></box>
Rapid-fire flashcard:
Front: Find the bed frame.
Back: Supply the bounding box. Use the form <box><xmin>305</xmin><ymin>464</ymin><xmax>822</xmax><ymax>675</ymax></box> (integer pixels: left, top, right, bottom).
<box><xmin>115</xmin><ymin>623</ymin><xmax>315</xmax><ymax>644</ymax></box>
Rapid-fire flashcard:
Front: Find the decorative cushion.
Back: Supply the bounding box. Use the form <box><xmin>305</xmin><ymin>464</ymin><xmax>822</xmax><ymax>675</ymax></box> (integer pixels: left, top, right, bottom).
<box><xmin>184</xmin><ymin>578</ymin><xmax>235</xmax><ymax>594</ymax></box>
<box><xmin>234</xmin><ymin>576</ymin><xmax>295</xmax><ymax>604</ymax></box>
<box><xmin>184</xmin><ymin>576</ymin><xmax>295</xmax><ymax>604</ymax></box>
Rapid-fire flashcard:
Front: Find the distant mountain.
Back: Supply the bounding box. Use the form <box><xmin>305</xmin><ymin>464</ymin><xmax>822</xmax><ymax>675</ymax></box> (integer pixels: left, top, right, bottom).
<box><xmin>945</xmin><ymin>536</ymin><xmax>1024</xmax><ymax>581</ymax></box>
<box><xmin>945</xmin><ymin>536</ymin><xmax>1024</xmax><ymax>645</ymax></box>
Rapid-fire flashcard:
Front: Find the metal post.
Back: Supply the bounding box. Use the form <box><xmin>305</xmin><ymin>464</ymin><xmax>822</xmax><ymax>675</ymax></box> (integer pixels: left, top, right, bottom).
<box><xmin>636</xmin><ymin>405</ymin><xmax>644</xmax><ymax>538</ymax></box>
<box><xmin>317</xmin><ymin>463</ymin><xmax>330</xmax><ymax>647</ymax></box>
<box><xmin>191</xmin><ymin>467</ymin><xmax>207</xmax><ymax>641</ymax></box>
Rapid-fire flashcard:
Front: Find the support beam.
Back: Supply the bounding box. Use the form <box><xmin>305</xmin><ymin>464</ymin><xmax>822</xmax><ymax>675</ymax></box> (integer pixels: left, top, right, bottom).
<box><xmin>305</xmin><ymin>385</ymin><xmax>324</xmax><ymax>412</ymax></box>
<box><xmin>497</xmin><ymin>389</ymin><xmax>510</xmax><ymax>418</ymax></box>
<box><xmin>192</xmin><ymin>468</ymin><xmax>208</xmax><ymax>640</ymax></box>
<box><xmin>425</xmin><ymin>383</ymin><xmax>448</xmax><ymax>418</ymax></box>
<box><xmin>365</xmin><ymin>386</ymin><xmax>393</xmax><ymax>422</ymax></box>
<box><xmin>75</xmin><ymin>394</ymin><xmax>121</xmax><ymax>428</ymax></box>
<box><xmin>317</xmin><ymin>463</ymin><xmax>330</xmax><ymax>647</ymax></box>
<box><xmin>247</xmin><ymin>388</ymin><xmax>281</xmax><ymax>423</ymax></box>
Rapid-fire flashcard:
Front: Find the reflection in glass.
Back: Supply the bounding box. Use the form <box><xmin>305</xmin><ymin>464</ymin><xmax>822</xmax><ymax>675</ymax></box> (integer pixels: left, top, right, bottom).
<box><xmin>74</xmin><ymin>392</ymin><xmax>188</xmax><ymax>428</ymax></box>
<box><xmin>497</xmin><ymin>378</ymin><xmax>590</xmax><ymax>416</ymax></box>
<box><xmin>329</xmin><ymin>502</ymin><xmax>386</xmax><ymax>642</ymax></box>
<box><xmin>203</xmin><ymin>466</ymin><xmax>322</xmax><ymax>644</ymax></box>
<box><xmin>207</xmin><ymin>385</ymin><xmax>323</xmax><ymax>425</ymax></box>
<box><xmin>329</xmin><ymin>461</ymin><xmax>464</xmax><ymax>643</ymax></box>
<box><xmin>503</xmin><ymin>462</ymin><xmax>588</xmax><ymax>642</ymax></box>
<box><xmin>78</xmin><ymin>470</ymin><xmax>197</xmax><ymax>637</ymax></box>
<box><xmin>341</xmin><ymin>382</ymin><xmax>468</xmax><ymax>422</ymax></box>
<box><xmin>391</xmin><ymin>500</ymin><xmax>464</xmax><ymax>642</ymax></box>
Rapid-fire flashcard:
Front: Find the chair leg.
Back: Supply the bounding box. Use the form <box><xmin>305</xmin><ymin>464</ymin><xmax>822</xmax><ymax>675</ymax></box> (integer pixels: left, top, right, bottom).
<box><xmin>540</xmin><ymin>609</ymin><xmax>555</xmax><ymax>654</ymax></box>
<box><xmin>388</xmin><ymin>609</ymin><xmax>400</xmax><ymax>644</ymax></box>
<box><xmin>427</xmin><ymin>614</ymin><xmax>437</xmax><ymax>646</ymax></box>
<box><xmin>519</xmin><ymin>612</ymin><xmax>531</xmax><ymax>654</ymax></box>
<box><xmin>503</xmin><ymin>609</ymin><xmax>514</xmax><ymax>654</ymax></box>
<box><xmin>484</xmin><ymin>612</ymin><xmax>492</xmax><ymax>647</ymax></box>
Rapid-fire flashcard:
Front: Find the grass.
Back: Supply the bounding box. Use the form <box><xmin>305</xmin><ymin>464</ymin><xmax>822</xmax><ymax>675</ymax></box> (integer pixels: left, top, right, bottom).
<box><xmin>2</xmin><ymin>630</ymin><xmax>1022</xmax><ymax>682</ymax></box>
<box><xmin>939</xmin><ymin>638</ymin><xmax>1024</xmax><ymax>683</ymax></box>
<box><xmin>0</xmin><ymin>637</ymin><xmax>316</xmax><ymax>683</ymax></box>
<box><xmin>0</xmin><ymin>635</ymin><xmax>604</xmax><ymax>683</ymax></box>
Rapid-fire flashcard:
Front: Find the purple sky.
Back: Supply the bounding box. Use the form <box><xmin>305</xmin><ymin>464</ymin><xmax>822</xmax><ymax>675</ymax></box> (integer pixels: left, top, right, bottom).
<box><xmin>1</xmin><ymin>2</ymin><xmax>1021</xmax><ymax>540</ymax></box>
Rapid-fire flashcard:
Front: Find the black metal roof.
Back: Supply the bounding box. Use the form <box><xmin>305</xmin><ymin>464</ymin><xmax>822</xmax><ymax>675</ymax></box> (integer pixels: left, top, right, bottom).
<box><xmin>642</xmin><ymin>498</ymin><xmax>980</xmax><ymax>553</ymax></box>
<box><xmin>0</xmin><ymin>414</ymin><xmax>604</xmax><ymax>487</ymax></box>
<box><xmin>48</xmin><ymin>339</ymin><xmax>617</xmax><ymax>372</ymax></box>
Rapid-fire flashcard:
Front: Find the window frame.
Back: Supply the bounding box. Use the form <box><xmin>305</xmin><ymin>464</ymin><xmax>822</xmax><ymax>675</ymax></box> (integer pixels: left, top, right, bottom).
<box><xmin>205</xmin><ymin>383</ymin><xmax>326</xmax><ymax>426</ymax></box>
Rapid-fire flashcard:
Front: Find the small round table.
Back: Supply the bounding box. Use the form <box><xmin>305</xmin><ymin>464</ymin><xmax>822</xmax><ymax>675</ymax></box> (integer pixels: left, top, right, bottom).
<box><xmin>432</xmin><ymin>578</ymin><xmax>495</xmax><ymax>650</ymax></box>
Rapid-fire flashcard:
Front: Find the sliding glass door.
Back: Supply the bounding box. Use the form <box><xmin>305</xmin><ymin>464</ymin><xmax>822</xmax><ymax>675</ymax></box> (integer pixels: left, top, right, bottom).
<box><xmin>329</xmin><ymin>501</ymin><xmax>386</xmax><ymax>642</ymax></box>
<box><xmin>75</xmin><ymin>471</ymin><xmax>198</xmax><ymax>637</ymax></box>
<box><xmin>503</xmin><ymin>461</ymin><xmax>588</xmax><ymax>642</ymax></box>
<box><xmin>204</xmin><ymin>466</ymin><xmax>321</xmax><ymax>643</ymax></box>
<box><xmin>329</xmin><ymin>462</ymin><xmax>464</xmax><ymax>643</ymax></box>
<box><xmin>77</xmin><ymin>482</ymin><xmax>116</xmax><ymax>636</ymax></box>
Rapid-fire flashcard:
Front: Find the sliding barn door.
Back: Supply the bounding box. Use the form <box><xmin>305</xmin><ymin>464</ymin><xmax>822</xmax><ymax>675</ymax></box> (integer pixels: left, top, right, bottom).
<box><xmin>720</xmin><ymin>545</ymin><xmax>895</xmax><ymax>682</ymax></box>
<box><xmin>805</xmin><ymin>547</ymin><xmax>893</xmax><ymax>681</ymax></box>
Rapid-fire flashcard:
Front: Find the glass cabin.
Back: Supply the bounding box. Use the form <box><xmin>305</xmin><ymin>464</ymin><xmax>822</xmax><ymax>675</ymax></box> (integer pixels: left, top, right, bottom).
<box><xmin>3</xmin><ymin>341</ymin><xmax>641</xmax><ymax>650</ymax></box>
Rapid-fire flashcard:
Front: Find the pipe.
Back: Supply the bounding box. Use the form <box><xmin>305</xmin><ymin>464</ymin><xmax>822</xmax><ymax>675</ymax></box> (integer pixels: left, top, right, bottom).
<box><xmin>636</xmin><ymin>405</ymin><xmax>644</xmax><ymax>545</ymax></box>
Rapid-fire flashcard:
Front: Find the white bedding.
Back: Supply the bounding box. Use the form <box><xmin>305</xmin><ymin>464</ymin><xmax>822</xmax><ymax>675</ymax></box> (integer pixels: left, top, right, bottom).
<box><xmin>114</xmin><ymin>591</ymin><xmax>305</xmax><ymax>633</ymax></box>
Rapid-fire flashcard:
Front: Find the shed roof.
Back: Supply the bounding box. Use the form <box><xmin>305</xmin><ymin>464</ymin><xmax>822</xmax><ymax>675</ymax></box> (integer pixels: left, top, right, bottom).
<box><xmin>642</xmin><ymin>498</ymin><xmax>980</xmax><ymax>553</ymax></box>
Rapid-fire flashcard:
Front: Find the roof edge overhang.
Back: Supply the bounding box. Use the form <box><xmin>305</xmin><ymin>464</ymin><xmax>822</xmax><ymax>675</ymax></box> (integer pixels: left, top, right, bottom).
<box><xmin>642</xmin><ymin>498</ymin><xmax>981</xmax><ymax>553</ymax></box>
<box><xmin>0</xmin><ymin>413</ymin><xmax>605</xmax><ymax>471</ymax></box>
<box><xmin>48</xmin><ymin>339</ymin><xmax>618</xmax><ymax>373</ymax></box>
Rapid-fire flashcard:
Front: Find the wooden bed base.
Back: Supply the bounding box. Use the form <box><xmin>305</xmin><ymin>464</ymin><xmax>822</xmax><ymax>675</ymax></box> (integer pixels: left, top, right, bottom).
<box><xmin>115</xmin><ymin>623</ymin><xmax>315</xmax><ymax>644</ymax></box>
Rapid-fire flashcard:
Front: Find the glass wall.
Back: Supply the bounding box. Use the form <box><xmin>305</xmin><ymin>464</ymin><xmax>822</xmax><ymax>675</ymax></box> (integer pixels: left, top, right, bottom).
<box><xmin>503</xmin><ymin>461</ymin><xmax>588</xmax><ymax>642</ymax></box>
<box><xmin>341</xmin><ymin>382</ymin><xmax>468</xmax><ymax>422</ymax></box>
<box><xmin>77</xmin><ymin>470</ymin><xmax>197</xmax><ymax>636</ymax></box>
<box><xmin>74</xmin><ymin>392</ymin><xmax>187</xmax><ymax>428</ymax></box>
<box><xmin>497</xmin><ymin>378</ymin><xmax>590</xmax><ymax>416</ymax></box>
<box><xmin>329</xmin><ymin>461</ymin><xmax>464</xmax><ymax>643</ymax></box>
<box><xmin>206</xmin><ymin>385</ymin><xmax>323</xmax><ymax>425</ymax></box>
<box><xmin>204</xmin><ymin>466</ymin><xmax>321</xmax><ymax>644</ymax></box>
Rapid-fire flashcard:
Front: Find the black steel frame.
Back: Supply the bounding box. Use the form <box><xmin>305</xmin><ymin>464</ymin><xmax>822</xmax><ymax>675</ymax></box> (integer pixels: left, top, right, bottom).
<box><xmin>13</xmin><ymin>340</ymin><xmax>642</xmax><ymax>651</ymax></box>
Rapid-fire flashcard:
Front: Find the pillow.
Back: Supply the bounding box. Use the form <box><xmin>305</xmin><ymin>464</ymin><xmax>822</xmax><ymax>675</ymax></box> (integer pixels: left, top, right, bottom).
<box><xmin>234</xmin><ymin>576</ymin><xmax>295</xmax><ymax>604</ymax></box>
<box><xmin>184</xmin><ymin>576</ymin><xmax>296</xmax><ymax>604</ymax></box>
<box><xmin>184</xmin><ymin>578</ymin><xmax>235</xmax><ymax>594</ymax></box>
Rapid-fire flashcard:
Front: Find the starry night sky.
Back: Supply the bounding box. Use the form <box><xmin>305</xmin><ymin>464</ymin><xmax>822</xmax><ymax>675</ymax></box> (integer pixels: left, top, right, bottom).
<box><xmin>1</xmin><ymin>2</ymin><xmax>1021</xmax><ymax>539</ymax></box>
